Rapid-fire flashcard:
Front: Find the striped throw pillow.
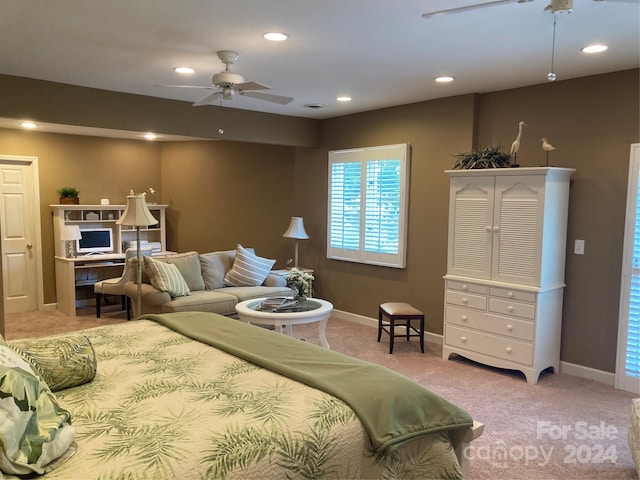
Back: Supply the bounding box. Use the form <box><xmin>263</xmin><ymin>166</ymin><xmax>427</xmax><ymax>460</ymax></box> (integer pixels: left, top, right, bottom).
<box><xmin>143</xmin><ymin>256</ymin><xmax>191</xmax><ymax>297</ymax></box>
<box><xmin>223</xmin><ymin>244</ymin><xmax>276</xmax><ymax>287</ymax></box>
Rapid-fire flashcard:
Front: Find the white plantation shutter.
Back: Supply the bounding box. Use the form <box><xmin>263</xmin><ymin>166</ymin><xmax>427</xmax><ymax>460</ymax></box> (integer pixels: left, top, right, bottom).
<box><xmin>328</xmin><ymin>144</ymin><xmax>410</xmax><ymax>268</ymax></box>
<box><xmin>616</xmin><ymin>144</ymin><xmax>640</xmax><ymax>394</ymax></box>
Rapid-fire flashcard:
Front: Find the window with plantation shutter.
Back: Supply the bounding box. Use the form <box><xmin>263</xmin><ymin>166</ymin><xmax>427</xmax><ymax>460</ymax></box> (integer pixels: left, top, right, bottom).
<box><xmin>327</xmin><ymin>144</ymin><xmax>410</xmax><ymax>268</ymax></box>
<box><xmin>616</xmin><ymin>144</ymin><xmax>640</xmax><ymax>394</ymax></box>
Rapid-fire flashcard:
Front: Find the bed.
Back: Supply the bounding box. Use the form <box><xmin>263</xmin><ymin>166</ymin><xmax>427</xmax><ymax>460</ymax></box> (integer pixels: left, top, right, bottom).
<box><xmin>1</xmin><ymin>312</ymin><xmax>482</xmax><ymax>479</ymax></box>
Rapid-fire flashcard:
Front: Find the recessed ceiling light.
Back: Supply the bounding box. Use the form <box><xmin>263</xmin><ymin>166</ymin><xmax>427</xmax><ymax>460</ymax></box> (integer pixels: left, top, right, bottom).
<box><xmin>582</xmin><ymin>44</ymin><xmax>608</xmax><ymax>54</ymax></box>
<box><xmin>143</xmin><ymin>133</ymin><xmax>157</xmax><ymax>140</ymax></box>
<box><xmin>337</xmin><ymin>96</ymin><xmax>352</xmax><ymax>102</ymax></box>
<box><xmin>435</xmin><ymin>76</ymin><xmax>455</xmax><ymax>83</ymax></box>
<box><xmin>174</xmin><ymin>67</ymin><xmax>195</xmax><ymax>74</ymax></box>
<box><xmin>20</xmin><ymin>121</ymin><xmax>37</xmax><ymax>129</ymax></box>
<box><xmin>264</xmin><ymin>32</ymin><xmax>289</xmax><ymax>41</ymax></box>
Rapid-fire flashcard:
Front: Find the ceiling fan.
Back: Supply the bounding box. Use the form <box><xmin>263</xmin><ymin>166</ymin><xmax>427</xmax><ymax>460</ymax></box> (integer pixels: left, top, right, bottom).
<box><xmin>163</xmin><ymin>50</ymin><xmax>293</xmax><ymax>107</ymax></box>
<box><xmin>422</xmin><ymin>0</ymin><xmax>627</xmax><ymax>18</ymax></box>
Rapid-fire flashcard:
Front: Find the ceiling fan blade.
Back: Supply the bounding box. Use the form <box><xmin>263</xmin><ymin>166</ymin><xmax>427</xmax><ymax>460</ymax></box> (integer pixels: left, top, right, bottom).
<box><xmin>422</xmin><ymin>0</ymin><xmax>529</xmax><ymax>18</ymax></box>
<box><xmin>241</xmin><ymin>91</ymin><xmax>294</xmax><ymax>105</ymax></box>
<box><xmin>236</xmin><ymin>81</ymin><xmax>271</xmax><ymax>91</ymax></box>
<box><xmin>193</xmin><ymin>91</ymin><xmax>223</xmax><ymax>107</ymax></box>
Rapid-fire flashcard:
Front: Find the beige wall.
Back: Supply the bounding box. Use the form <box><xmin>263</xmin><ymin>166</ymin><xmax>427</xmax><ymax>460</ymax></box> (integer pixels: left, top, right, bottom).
<box><xmin>159</xmin><ymin>140</ymin><xmax>296</xmax><ymax>260</ymax></box>
<box><xmin>0</xmin><ymin>69</ymin><xmax>637</xmax><ymax>374</ymax></box>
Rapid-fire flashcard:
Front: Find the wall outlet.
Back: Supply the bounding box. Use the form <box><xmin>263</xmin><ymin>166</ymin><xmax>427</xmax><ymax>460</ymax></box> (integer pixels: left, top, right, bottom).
<box><xmin>574</xmin><ymin>239</ymin><xmax>585</xmax><ymax>255</ymax></box>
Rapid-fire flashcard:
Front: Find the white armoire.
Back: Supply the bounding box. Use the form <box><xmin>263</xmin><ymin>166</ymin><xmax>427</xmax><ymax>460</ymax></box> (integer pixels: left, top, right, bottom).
<box><xmin>442</xmin><ymin>167</ymin><xmax>574</xmax><ymax>384</ymax></box>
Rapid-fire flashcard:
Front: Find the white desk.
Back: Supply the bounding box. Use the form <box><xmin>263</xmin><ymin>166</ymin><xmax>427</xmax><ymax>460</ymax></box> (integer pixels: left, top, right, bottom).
<box><xmin>55</xmin><ymin>252</ymin><xmax>172</xmax><ymax>316</ymax></box>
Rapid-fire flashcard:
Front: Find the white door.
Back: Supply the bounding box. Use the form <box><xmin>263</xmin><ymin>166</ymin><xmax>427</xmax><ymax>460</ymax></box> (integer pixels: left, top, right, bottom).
<box><xmin>0</xmin><ymin>155</ymin><xmax>42</xmax><ymax>313</ymax></box>
<box><xmin>616</xmin><ymin>144</ymin><xmax>640</xmax><ymax>394</ymax></box>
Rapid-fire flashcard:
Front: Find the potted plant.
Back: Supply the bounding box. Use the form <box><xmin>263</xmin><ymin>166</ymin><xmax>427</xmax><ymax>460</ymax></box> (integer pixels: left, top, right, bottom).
<box><xmin>58</xmin><ymin>186</ymin><xmax>80</xmax><ymax>204</ymax></box>
<box><xmin>452</xmin><ymin>145</ymin><xmax>512</xmax><ymax>169</ymax></box>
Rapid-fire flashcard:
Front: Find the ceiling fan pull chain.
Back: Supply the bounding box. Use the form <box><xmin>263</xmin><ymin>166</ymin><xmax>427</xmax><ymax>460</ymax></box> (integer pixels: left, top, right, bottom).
<box><xmin>548</xmin><ymin>14</ymin><xmax>558</xmax><ymax>82</ymax></box>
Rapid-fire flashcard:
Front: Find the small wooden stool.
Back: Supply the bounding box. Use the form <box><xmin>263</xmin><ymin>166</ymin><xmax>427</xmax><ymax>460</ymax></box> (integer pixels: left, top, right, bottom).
<box><xmin>377</xmin><ymin>302</ymin><xmax>425</xmax><ymax>354</ymax></box>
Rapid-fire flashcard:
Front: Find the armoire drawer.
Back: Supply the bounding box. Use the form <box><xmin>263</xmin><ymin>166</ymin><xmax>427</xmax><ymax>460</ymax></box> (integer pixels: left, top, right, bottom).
<box><xmin>489</xmin><ymin>287</ymin><xmax>536</xmax><ymax>303</ymax></box>
<box><xmin>446</xmin><ymin>290</ymin><xmax>487</xmax><ymax>310</ymax></box>
<box><xmin>489</xmin><ymin>298</ymin><xmax>535</xmax><ymax>320</ymax></box>
<box><xmin>446</xmin><ymin>280</ymin><xmax>487</xmax><ymax>295</ymax></box>
<box><xmin>446</xmin><ymin>306</ymin><xmax>535</xmax><ymax>341</ymax></box>
<box><xmin>445</xmin><ymin>325</ymin><xmax>533</xmax><ymax>366</ymax></box>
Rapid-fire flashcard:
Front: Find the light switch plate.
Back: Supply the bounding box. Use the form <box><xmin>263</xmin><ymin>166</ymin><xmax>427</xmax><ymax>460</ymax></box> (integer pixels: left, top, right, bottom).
<box><xmin>574</xmin><ymin>239</ymin><xmax>585</xmax><ymax>255</ymax></box>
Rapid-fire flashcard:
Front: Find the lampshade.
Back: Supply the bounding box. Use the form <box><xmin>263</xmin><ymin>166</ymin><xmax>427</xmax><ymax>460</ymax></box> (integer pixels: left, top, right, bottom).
<box><xmin>116</xmin><ymin>194</ymin><xmax>158</xmax><ymax>227</ymax></box>
<box><xmin>282</xmin><ymin>217</ymin><xmax>309</xmax><ymax>240</ymax></box>
<box><xmin>60</xmin><ymin>224</ymin><xmax>82</xmax><ymax>241</ymax></box>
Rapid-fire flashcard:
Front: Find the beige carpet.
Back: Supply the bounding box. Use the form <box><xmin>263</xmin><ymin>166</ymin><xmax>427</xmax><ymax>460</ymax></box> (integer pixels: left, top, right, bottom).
<box><xmin>4</xmin><ymin>307</ymin><xmax>639</xmax><ymax>480</ymax></box>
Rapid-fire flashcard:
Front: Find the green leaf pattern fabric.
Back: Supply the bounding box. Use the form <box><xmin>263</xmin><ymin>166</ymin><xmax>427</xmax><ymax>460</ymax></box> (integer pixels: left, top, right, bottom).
<box><xmin>3</xmin><ymin>320</ymin><xmax>463</xmax><ymax>479</ymax></box>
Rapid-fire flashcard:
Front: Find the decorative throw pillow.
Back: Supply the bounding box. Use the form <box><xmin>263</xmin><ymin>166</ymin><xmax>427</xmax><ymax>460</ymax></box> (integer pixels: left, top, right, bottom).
<box><xmin>223</xmin><ymin>244</ymin><xmax>276</xmax><ymax>287</ymax></box>
<box><xmin>165</xmin><ymin>251</ymin><xmax>205</xmax><ymax>291</ymax></box>
<box><xmin>9</xmin><ymin>335</ymin><xmax>97</xmax><ymax>392</ymax></box>
<box><xmin>144</xmin><ymin>256</ymin><xmax>191</xmax><ymax>297</ymax></box>
<box><xmin>0</xmin><ymin>345</ymin><xmax>76</xmax><ymax>475</ymax></box>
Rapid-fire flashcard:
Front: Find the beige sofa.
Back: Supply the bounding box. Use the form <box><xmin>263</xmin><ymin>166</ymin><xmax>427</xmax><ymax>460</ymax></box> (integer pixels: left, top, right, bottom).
<box><xmin>124</xmin><ymin>249</ymin><xmax>291</xmax><ymax>318</ymax></box>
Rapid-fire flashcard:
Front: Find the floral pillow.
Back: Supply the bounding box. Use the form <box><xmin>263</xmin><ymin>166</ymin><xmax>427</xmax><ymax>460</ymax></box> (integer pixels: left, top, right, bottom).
<box><xmin>9</xmin><ymin>335</ymin><xmax>97</xmax><ymax>392</ymax></box>
<box><xmin>0</xmin><ymin>344</ymin><xmax>76</xmax><ymax>475</ymax></box>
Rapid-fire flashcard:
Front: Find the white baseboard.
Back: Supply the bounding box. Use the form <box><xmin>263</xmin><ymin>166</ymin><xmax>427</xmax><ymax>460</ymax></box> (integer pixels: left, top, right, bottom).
<box><xmin>333</xmin><ymin>309</ymin><xmax>614</xmax><ymax>385</ymax></box>
<box><xmin>559</xmin><ymin>361</ymin><xmax>615</xmax><ymax>386</ymax></box>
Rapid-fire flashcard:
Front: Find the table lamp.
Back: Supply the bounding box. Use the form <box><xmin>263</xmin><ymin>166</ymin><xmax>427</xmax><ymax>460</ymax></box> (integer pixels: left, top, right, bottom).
<box><xmin>116</xmin><ymin>193</ymin><xmax>158</xmax><ymax>317</ymax></box>
<box><xmin>60</xmin><ymin>225</ymin><xmax>82</xmax><ymax>258</ymax></box>
<box><xmin>282</xmin><ymin>216</ymin><xmax>309</xmax><ymax>268</ymax></box>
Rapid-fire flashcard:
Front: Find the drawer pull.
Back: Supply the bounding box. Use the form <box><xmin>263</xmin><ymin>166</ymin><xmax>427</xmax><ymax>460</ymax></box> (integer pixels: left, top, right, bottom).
<box><xmin>462</xmin><ymin>284</ymin><xmax>468</xmax><ymax>291</ymax></box>
<box><xmin>461</xmin><ymin>315</ymin><xmax>468</xmax><ymax>322</ymax></box>
<box><xmin>507</xmin><ymin>305</ymin><xmax>514</xmax><ymax>312</ymax></box>
<box><xmin>506</xmin><ymin>347</ymin><xmax>512</xmax><ymax>354</ymax></box>
<box><xmin>506</xmin><ymin>324</ymin><xmax>513</xmax><ymax>331</ymax></box>
<box><xmin>462</xmin><ymin>297</ymin><xmax>468</xmax><ymax>304</ymax></box>
<box><xmin>507</xmin><ymin>292</ymin><xmax>514</xmax><ymax>298</ymax></box>
<box><xmin>461</xmin><ymin>336</ymin><xmax>467</xmax><ymax>343</ymax></box>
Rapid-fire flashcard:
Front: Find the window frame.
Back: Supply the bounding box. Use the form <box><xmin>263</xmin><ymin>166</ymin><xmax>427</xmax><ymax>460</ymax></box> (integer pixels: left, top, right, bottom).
<box><xmin>327</xmin><ymin>143</ymin><xmax>410</xmax><ymax>268</ymax></box>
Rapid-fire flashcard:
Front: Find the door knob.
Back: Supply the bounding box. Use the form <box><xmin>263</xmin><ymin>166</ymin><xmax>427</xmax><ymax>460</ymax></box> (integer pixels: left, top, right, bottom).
<box><xmin>26</xmin><ymin>243</ymin><xmax>33</xmax><ymax>249</ymax></box>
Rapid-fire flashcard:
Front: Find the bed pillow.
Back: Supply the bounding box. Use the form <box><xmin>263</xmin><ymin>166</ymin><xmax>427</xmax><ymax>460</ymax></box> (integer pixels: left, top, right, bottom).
<box><xmin>8</xmin><ymin>335</ymin><xmax>97</xmax><ymax>392</ymax></box>
<box><xmin>0</xmin><ymin>344</ymin><xmax>76</xmax><ymax>475</ymax></box>
<box><xmin>144</xmin><ymin>256</ymin><xmax>191</xmax><ymax>297</ymax></box>
<box><xmin>223</xmin><ymin>244</ymin><xmax>276</xmax><ymax>287</ymax></box>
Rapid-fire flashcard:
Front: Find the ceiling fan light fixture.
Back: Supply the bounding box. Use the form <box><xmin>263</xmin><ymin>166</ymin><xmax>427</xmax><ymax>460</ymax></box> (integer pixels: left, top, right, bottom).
<box><xmin>264</xmin><ymin>32</ymin><xmax>289</xmax><ymax>42</ymax></box>
<box><xmin>582</xmin><ymin>44</ymin><xmax>608</xmax><ymax>54</ymax></box>
<box><xmin>435</xmin><ymin>76</ymin><xmax>455</xmax><ymax>83</ymax></box>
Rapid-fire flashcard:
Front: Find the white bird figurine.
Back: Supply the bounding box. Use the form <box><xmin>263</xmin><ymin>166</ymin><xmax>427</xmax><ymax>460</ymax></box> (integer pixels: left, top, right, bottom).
<box><xmin>541</xmin><ymin>137</ymin><xmax>556</xmax><ymax>166</ymax></box>
<box><xmin>510</xmin><ymin>121</ymin><xmax>527</xmax><ymax>164</ymax></box>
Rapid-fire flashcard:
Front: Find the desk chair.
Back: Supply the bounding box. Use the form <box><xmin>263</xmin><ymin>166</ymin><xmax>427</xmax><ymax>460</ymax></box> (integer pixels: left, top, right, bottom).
<box><xmin>94</xmin><ymin>246</ymin><xmax>153</xmax><ymax>319</ymax></box>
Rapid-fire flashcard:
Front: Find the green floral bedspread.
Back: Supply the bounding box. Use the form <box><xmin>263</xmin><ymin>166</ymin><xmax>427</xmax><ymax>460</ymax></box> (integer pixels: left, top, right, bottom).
<box><xmin>7</xmin><ymin>319</ymin><xmax>465</xmax><ymax>479</ymax></box>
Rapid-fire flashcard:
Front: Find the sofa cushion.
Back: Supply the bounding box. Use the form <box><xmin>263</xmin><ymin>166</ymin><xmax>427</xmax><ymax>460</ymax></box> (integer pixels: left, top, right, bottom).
<box><xmin>164</xmin><ymin>251</ymin><xmax>205</xmax><ymax>292</ymax></box>
<box><xmin>223</xmin><ymin>244</ymin><xmax>276</xmax><ymax>287</ymax></box>
<box><xmin>219</xmin><ymin>285</ymin><xmax>293</xmax><ymax>302</ymax></box>
<box><xmin>200</xmin><ymin>250</ymin><xmax>237</xmax><ymax>290</ymax></box>
<box><xmin>144</xmin><ymin>256</ymin><xmax>190</xmax><ymax>297</ymax></box>
<box><xmin>8</xmin><ymin>335</ymin><xmax>97</xmax><ymax>392</ymax></box>
<box><xmin>161</xmin><ymin>291</ymin><xmax>239</xmax><ymax>316</ymax></box>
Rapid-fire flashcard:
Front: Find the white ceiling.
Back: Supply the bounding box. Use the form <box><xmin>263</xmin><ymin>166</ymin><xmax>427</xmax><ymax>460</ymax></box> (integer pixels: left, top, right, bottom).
<box><xmin>0</xmin><ymin>0</ymin><xmax>638</xmax><ymax>123</ymax></box>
